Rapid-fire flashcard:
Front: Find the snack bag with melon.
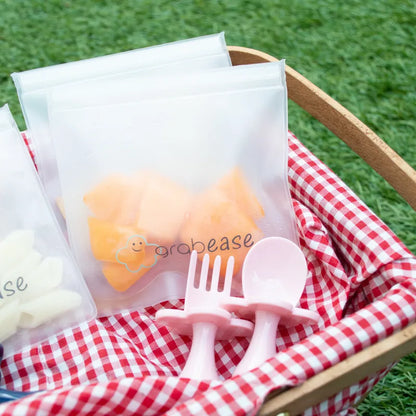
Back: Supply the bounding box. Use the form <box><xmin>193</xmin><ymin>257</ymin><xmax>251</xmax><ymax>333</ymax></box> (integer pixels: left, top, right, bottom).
<box><xmin>49</xmin><ymin>59</ymin><xmax>298</xmax><ymax>314</ymax></box>
<box><xmin>0</xmin><ymin>105</ymin><xmax>96</xmax><ymax>357</ymax></box>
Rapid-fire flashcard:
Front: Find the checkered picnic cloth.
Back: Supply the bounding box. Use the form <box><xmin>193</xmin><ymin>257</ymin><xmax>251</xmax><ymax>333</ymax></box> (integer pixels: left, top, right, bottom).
<box><xmin>1</xmin><ymin>131</ymin><xmax>415</xmax><ymax>416</ymax></box>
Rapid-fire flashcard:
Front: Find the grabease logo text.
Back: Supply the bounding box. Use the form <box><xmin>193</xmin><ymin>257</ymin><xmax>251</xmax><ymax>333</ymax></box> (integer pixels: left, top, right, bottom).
<box><xmin>155</xmin><ymin>233</ymin><xmax>254</xmax><ymax>258</ymax></box>
<box><xmin>0</xmin><ymin>276</ymin><xmax>28</xmax><ymax>300</ymax></box>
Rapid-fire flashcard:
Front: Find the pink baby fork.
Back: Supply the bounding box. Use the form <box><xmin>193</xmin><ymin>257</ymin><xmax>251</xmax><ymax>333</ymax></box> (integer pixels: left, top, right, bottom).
<box><xmin>155</xmin><ymin>251</ymin><xmax>253</xmax><ymax>380</ymax></box>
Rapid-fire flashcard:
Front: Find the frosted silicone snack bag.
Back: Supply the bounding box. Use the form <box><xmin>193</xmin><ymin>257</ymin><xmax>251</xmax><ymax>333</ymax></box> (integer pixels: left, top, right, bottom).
<box><xmin>49</xmin><ymin>60</ymin><xmax>297</xmax><ymax>315</ymax></box>
<box><xmin>0</xmin><ymin>105</ymin><xmax>96</xmax><ymax>357</ymax></box>
<box><xmin>11</xmin><ymin>33</ymin><xmax>231</xmax><ymax>230</ymax></box>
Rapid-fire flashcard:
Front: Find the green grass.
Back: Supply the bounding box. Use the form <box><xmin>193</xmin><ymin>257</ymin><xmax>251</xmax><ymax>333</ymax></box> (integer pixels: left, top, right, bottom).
<box><xmin>0</xmin><ymin>0</ymin><xmax>415</xmax><ymax>413</ymax></box>
<box><xmin>358</xmin><ymin>354</ymin><xmax>416</xmax><ymax>416</ymax></box>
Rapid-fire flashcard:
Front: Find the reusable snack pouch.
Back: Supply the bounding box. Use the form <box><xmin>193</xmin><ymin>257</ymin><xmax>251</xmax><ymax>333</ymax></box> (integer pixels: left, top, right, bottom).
<box><xmin>49</xmin><ymin>60</ymin><xmax>298</xmax><ymax>315</ymax></box>
<box><xmin>11</xmin><ymin>33</ymin><xmax>231</xmax><ymax>229</ymax></box>
<box><xmin>0</xmin><ymin>105</ymin><xmax>96</xmax><ymax>357</ymax></box>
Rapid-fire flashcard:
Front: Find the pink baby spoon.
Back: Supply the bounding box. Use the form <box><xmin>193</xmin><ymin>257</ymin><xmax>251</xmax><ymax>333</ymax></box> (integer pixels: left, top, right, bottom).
<box><xmin>156</xmin><ymin>251</ymin><xmax>253</xmax><ymax>380</ymax></box>
<box><xmin>233</xmin><ymin>237</ymin><xmax>309</xmax><ymax>375</ymax></box>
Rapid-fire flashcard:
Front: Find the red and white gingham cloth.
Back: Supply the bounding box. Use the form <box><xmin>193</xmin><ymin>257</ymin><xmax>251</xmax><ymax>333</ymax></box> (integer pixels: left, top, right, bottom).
<box><xmin>1</xmin><ymin>131</ymin><xmax>415</xmax><ymax>415</ymax></box>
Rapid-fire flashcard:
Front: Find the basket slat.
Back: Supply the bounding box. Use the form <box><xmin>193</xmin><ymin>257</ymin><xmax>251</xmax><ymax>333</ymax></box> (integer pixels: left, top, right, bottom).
<box><xmin>258</xmin><ymin>321</ymin><xmax>416</xmax><ymax>415</ymax></box>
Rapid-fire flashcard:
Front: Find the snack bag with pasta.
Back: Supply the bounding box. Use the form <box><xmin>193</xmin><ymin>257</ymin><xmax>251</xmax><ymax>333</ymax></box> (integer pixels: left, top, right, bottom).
<box><xmin>0</xmin><ymin>104</ymin><xmax>96</xmax><ymax>357</ymax></box>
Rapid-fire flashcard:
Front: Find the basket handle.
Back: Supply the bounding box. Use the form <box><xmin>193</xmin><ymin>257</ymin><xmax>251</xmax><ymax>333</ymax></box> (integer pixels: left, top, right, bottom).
<box><xmin>228</xmin><ymin>46</ymin><xmax>416</xmax><ymax>211</ymax></box>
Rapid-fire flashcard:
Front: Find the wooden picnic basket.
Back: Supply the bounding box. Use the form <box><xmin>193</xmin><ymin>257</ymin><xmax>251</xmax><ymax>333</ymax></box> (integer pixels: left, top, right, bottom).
<box><xmin>228</xmin><ymin>46</ymin><xmax>416</xmax><ymax>415</ymax></box>
<box><xmin>2</xmin><ymin>44</ymin><xmax>415</xmax><ymax>416</ymax></box>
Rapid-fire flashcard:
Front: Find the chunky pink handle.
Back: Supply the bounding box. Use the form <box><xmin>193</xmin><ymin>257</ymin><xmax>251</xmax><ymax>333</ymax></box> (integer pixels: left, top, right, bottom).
<box><xmin>233</xmin><ymin>310</ymin><xmax>280</xmax><ymax>375</ymax></box>
<box><xmin>180</xmin><ymin>322</ymin><xmax>219</xmax><ymax>380</ymax></box>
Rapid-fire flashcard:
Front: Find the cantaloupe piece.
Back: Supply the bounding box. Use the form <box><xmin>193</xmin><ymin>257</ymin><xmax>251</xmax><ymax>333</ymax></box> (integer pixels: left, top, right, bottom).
<box><xmin>87</xmin><ymin>217</ymin><xmax>138</xmax><ymax>262</ymax></box>
<box><xmin>215</xmin><ymin>167</ymin><xmax>264</xmax><ymax>220</ymax></box>
<box><xmin>84</xmin><ymin>174</ymin><xmax>146</xmax><ymax>225</ymax></box>
<box><xmin>102</xmin><ymin>262</ymin><xmax>151</xmax><ymax>292</ymax></box>
<box><xmin>180</xmin><ymin>188</ymin><xmax>263</xmax><ymax>276</ymax></box>
<box><xmin>84</xmin><ymin>174</ymin><xmax>128</xmax><ymax>221</ymax></box>
<box><xmin>88</xmin><ymin>217</ymin><xmax>159</xmax><ymax>291</ymax></box>
<box><xmin>136</xmin><ymin>173</ymin><xmax>192</xmax><ymax>243</ymax></box>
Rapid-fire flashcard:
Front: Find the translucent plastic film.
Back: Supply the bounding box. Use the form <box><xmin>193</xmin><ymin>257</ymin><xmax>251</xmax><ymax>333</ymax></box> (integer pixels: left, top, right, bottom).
<box><xmin>12</xmin><ymin>33</ymin><xmax>231</xmax><ymax>231</ymax></box>
<box><xmin>49</xmin><ymin>61</ymin><xmax>297</xmax><ymax>315</ymax></box>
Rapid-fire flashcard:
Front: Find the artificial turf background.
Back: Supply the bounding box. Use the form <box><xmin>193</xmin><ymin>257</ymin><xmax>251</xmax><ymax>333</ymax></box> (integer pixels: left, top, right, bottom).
<box><xmin>1</xmin><ymin>0</ymin><xmax>415</xmax><ymax>413</ymax></box>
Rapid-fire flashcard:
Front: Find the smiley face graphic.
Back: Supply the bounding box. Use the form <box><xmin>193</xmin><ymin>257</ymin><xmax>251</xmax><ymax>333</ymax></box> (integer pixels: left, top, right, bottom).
<box><xmin>130</xmin><ymin>236</ymin><xmax>144</xmax><ymax>253</ymax></box>
<box><xmin>116</xmin><ymin>235</ymin><xmax>158</xmax><ymax>273</ymax></box>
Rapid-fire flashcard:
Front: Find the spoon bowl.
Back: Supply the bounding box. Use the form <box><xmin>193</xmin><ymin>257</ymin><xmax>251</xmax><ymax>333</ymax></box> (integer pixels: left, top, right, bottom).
<box><xmin>242</xmin><ymin>237</ymin><xmax>308</xmax><ymax>305</ymax></box>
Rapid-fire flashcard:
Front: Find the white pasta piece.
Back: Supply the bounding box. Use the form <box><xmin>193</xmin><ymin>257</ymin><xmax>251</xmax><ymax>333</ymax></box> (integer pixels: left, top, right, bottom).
<box><xmin>0</xmin><ymin>299</ymin><xmax>20</xmax><ymax>342</ymax></box>
<box><xmin>18</xmin><ymin>289</ymin><xmax>82</xmax><ymax>329</ymax></box>
<box><xmin>0</xmin><ymin>230</ymin><xmax>35</xmax><ymax>274</ymax></box>
<box><xmin>1</xmin><ymin>250</ymin><xmax>43</xmax><ymax>285</ymax></box>
<box><xmin>0</xmin><ymin>293</ymin><xmax>12</xmax><ymax>309</ymax></box>
<box><xmin>20</xmin><ymin>257</ymin><xmax>63</xmax><ymax>301</ymax></box>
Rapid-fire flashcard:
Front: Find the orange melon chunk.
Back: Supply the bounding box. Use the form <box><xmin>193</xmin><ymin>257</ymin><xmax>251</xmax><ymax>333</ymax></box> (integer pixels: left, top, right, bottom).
<box><xmin>136</xmin><ymin>173</ymin><xmax>192</xmax><ymax>243</ymax></box>
<box><xmin>87</xmin><ymin>217</ymin><xmax>137</xmax><ymax>263</ymax></box>
<box><xmin>84</xmin><ymin>174</ymin><xmax>145</xmax><ymax>225</ymax></box>
<box><xmin>216</xmin><ymin>167</ymin><xmax>264</xmax><ymax>220</ymax></box>
<box><xmin>180</xmin><ymin>188</ymin><xmax>263</xmax><ymax>276</ymax></box>
<box><xmin>88</xmin><ymin>217</ymin><xmax>159</xmax><ymax>291</ymax></box>
<box><xmin>102</xmin><ymin>262</ymin><xmax>149</xmax><ymax>292</ymax></box>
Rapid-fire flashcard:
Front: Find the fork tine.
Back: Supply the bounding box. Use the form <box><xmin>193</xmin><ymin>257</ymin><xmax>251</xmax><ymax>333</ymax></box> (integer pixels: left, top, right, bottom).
<box><xmin>185</xmin><ymin>250</ymin><xmax>198</xmax><ymax>298</ymax></box>
<box><xmin>198</xmin><ymin>253</ymin><xmax>210</xmax><ymax>289</ymax></box>
<box><xmin>223</xmin><ymin>256</ymin><xmax>234</xmax><ymax>295</ymax></box>
<box><xmin>210</xmin><ymin>255</ymin><xmax>221</xmax><ymax>291</ymax></box>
